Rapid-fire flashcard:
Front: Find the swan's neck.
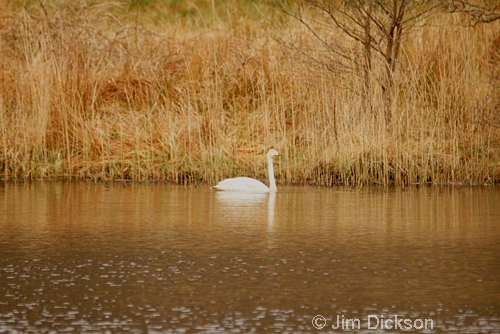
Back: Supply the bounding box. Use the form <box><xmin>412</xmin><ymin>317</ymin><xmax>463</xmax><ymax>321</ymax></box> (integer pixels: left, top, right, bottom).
<box><xmin>268</xmin><ymin>156</ymin><xmax>277</xmax><ymax>192</ymax></box>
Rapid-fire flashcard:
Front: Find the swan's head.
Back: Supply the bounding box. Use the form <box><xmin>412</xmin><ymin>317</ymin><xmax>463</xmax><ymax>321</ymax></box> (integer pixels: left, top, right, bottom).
<box><xmin>267</xmin><ymin>149</ymin><xmax>281</xmax><ymax>159</ymax></box>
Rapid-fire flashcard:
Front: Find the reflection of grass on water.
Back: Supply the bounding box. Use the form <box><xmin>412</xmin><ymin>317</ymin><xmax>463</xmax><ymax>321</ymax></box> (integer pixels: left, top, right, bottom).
<box><xmin>1</xmin><ymin>1</ymin><xmax>499</xmax><ymax>186</ymax></box>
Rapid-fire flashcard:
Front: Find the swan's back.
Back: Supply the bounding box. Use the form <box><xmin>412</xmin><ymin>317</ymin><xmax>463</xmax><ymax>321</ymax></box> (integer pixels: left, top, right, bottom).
<box><xmin>213</xmin><ymin>177</ymin><xmax>270</xmax><ymax>193</ymax></box>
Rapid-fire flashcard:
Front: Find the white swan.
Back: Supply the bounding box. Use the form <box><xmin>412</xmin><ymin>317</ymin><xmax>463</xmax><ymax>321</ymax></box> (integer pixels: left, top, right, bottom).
<box><xmin>213</xmin><ymin>149</ymin><xmax>281</xmax><ymax>193</ymax></box>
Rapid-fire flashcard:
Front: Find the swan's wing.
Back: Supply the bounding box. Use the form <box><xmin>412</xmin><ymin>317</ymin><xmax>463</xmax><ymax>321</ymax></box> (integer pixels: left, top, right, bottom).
<box><xmin>213</xmin><ymin>177</ymin><xmax>270</xmax><ymax>193</ymax></box>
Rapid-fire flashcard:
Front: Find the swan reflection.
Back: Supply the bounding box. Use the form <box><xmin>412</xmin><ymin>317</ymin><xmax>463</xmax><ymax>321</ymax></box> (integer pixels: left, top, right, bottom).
<box><xmin>214</xmin><ymin>191</ymin><xmax>276</xmax><ymax>231</ymax></box>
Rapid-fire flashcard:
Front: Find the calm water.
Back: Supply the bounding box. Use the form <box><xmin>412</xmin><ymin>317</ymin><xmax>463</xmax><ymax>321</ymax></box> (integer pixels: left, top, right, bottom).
<box><xmin>0</xmin><ymin>183</ymin><xmax>499</xmax><ymax>333</ymax></box>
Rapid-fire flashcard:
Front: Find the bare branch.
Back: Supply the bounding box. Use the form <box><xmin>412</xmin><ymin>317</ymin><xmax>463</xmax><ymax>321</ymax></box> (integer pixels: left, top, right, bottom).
<box><xmin>444</xmin><ymin>0</ymin><xmax>500</xmax><ymax>25</ymax></box>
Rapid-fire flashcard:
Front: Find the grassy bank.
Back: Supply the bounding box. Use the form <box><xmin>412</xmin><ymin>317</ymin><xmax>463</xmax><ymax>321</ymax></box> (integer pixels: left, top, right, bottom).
<box><xmin>1</xmin><ymin>1</ymin><xmax>499</xmax><ymax>186</ymax></box>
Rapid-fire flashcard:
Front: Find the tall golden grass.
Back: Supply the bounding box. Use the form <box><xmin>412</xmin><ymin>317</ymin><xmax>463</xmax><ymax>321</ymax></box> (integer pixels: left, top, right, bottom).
<box><xmin>1</xmin><ymin>1</ymin><xmax>499</xmax><ymax>186</ymax></box>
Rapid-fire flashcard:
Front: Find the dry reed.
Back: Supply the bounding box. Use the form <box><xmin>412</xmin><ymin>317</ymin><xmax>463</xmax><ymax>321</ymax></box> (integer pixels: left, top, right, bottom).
<box><xmin>0</xmin><ymin>1</ymin><xmax>499</xmax><ymax>186</ymax></box>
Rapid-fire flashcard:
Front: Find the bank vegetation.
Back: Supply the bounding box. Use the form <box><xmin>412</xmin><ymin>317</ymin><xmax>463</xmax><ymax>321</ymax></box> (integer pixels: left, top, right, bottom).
<box><xmin>1</xmin><ymin>0</ymin><xmax>499</xmax><ymax>186</ymax></box>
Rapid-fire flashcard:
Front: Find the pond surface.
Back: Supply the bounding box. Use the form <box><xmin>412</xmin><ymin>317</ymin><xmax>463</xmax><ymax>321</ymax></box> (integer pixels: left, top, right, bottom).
<box><xmin>0</xmin><ymin>183</ymin><xmax>499</xmax><ymax>333</ymax></box>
